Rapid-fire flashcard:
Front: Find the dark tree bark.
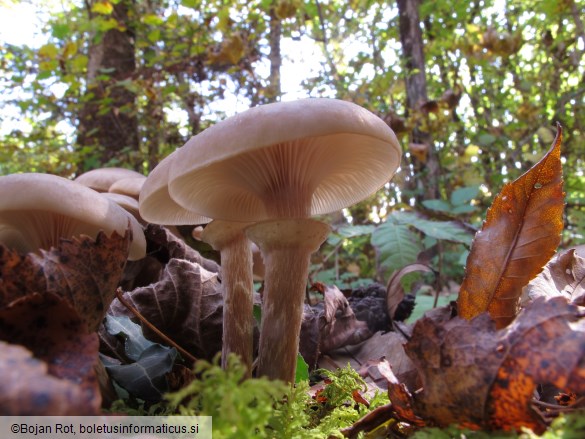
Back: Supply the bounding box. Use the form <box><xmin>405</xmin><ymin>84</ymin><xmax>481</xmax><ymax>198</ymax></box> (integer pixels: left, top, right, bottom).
<box><xmin>397</xmin><ymin>0</ymin><xmax>440</xmax><ymax>200</ymax></box>
<box><xmin>77</xmin><ymin>0</ymin><xmax>139</xmax><ymax>171</ymax></box>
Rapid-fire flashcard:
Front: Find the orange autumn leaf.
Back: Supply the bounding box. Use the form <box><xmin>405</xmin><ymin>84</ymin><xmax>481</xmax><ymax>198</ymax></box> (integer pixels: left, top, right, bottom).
<box><xmin>458</xmin><ymin>125</ymin><xmax>565</xmax><ymax>328</ymax></box>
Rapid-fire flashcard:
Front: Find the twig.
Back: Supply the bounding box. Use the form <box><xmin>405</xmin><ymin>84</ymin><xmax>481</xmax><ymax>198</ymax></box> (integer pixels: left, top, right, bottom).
<box><xmin>115</xmin><ymin>288</ymin><xmax>197</xmax><ymax>364</ymax></box>
<box><xmin>339</xmin><ymin>402</ymin><xmax>397</xmax><ymax>438</ymax></box>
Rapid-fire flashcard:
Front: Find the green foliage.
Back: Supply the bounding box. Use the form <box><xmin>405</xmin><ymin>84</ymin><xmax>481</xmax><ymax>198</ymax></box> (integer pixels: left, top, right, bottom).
<box><xmin>166</xmin><ymin>354</ymin><xmax>290</xmax><ymax>438</ymax></box>
<box><xmin>163</xmin><ymin>358</ymin><xmax>389</xmax><ymax>438</ymax></box>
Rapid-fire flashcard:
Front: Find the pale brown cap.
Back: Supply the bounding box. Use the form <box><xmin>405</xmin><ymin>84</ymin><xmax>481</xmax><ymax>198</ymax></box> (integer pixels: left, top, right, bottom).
<box><xmin>75</xmin><ymin>167</ymin><xmax>144</xmax><ymax>192</ymax></box>
<box><xmin>139</xmin><ymin>151</ymin><xmax>210</xmax><ymax>226</ymax></box>
<box><xmin>108</xmin><ymin>176</ymin><xmax>146</xmax><ymax>199</ymax></box>
<box><xmin>168</xmin><ymin>98</ymin><xmax>402</xmax><ymax>221</ymax></box>
<box><xmin>0</xmin><ymin>173</ymin><xmax>146</xmax><ymax>260</ymax></box>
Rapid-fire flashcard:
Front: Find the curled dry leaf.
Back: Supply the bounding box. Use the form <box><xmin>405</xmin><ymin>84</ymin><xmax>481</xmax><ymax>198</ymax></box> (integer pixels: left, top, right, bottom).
<box><xmin>144</xmin><ymin>224</ymin><xmax>220</xmax><ymax>273</ymax></box>
<box><xmin>319</xmin><ymin>284</ymin><xmax>372</xmax><ymax>353</ymax></box>
<box><xmin>0</xmin><ymin>229</ymin><xmax>131</xmax><ymax>332</ymax></box>
<box><xmin>458</xmin><ymin>125</ymin><xmax>565</xmax><ymax>328</ymax></box>
<box><xmin>0</xmin><ymin>293</ymin><xmax>100</xmax><ymax>415</ymax></box>
<box><xmin>388</xmin><ymin>296</ymin><xmax>584</xmax><ymax>433</ymax></box>
<box><xmin>523</xmin><ymin>246</ymin><xmax>585</xmax><ymax>306</ymax></box>
<box><xmin>386</xmin><ymin>263</ymin><xmax>434</xmax><ymax>320</ymax></box>
<box><xmin>107</xmin><ymin>258</ymin><xmax>223</xmax><ymax>360</ymax></box>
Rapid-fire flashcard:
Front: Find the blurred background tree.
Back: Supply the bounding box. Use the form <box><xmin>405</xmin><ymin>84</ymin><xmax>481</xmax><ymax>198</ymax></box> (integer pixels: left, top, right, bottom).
<box><xmin>1</xmin><ymin>0</ymin><xmax>583</xmax><ymax>288</ymax></box>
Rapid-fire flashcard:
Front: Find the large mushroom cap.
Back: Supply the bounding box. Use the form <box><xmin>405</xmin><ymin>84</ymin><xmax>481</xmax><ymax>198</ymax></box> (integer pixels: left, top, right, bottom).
<box><xmin>139</xmin><ymin>151</ymin><xmax>210</xmax><ymax>226</ymax></box>
<box><xmin>168</xmin><ymin>98</ymin><xmax>402</xmax><ymax>221</ymax></box>
<box><xmin>0</xmin><ymin>173</ymin><xmax>146</xmax><ymax>260</ymax></box>
<box><xmin>75</xmin><ymin>167</ymin><xmax>144</xmax><ymax>192</ymax></box>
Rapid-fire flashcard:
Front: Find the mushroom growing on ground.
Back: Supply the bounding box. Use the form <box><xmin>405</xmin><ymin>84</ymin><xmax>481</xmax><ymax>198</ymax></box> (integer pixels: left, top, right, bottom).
<box><xmin>0</xmin><ymin>173</ymin><xmax>146</xmax><ymax>261</ymax></box>
<box><xmin>140</xmin><ymin>152</ymin><xmax>256</xmax><ymax>375</ymax></box>
<box><xmin>75</xmin><ymin>167</ymin><xmax>144</xmax><ymax>193</ymax></box>
<box><xmin>167</xmin><ymin>98</ymin><xmax>402</xmax><ymax>382</ymax></box>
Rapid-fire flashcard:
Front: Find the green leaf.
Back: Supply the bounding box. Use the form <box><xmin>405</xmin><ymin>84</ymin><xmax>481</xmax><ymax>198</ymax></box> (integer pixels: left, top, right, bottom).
<box><xmin>104</xmin><ymin>315</ymin><xmax>156</xmax><ymax>361</ymax></box>
<box><xmin>104</xmin><ymin>345</ymin><xmax>177</xmax><ymax>401</ymax></box>
<box><xmin>371</xmin><ymin>220</ymin><xmax>422</xmax><ymax>276</ymax></box>
<box><xmin>143</xmin><ymin>13</ymin><xmax>163</xmax><ymax>26</ymax></box>
<box><xmin>477</xmin><ymin>133</ymin><xmax>496</xmax><ymax>146</ymax></box>
<box><xmin>147</xmin><ymin>29</ymin><xmax>161</xmax><ymax>43</ymax></box>
<box><xmin>295</xmin><ymin>354</ymin><xmax>309</xmax><ymax>383</ymax></box>
<box><xmin>92</xmin><ymin>1</ymin><xmax>114</xmax><ymax>15</ymax></box>
<box><xmin>450</xmin><ymin>185</ymin><xmax>480</xmax><ymax>206</ymax></box>
<box><xmin>391</xmin><ymin>211</ymin><xmax>473</xmax><ymax>245</ymax></box>
<box><xmin>181</xmin><ymin>0</ymin><xmax>198</xmax><ymax>8</ymax></box>
<box><xmin>51</xmin><ymin>23</ymin><xmax>70</xmax><ymax>39</ymax></box>
<box><xmin>422</xmin><ymin>199</ymin><xmax>452</xmax><ymax>213</ymax></box>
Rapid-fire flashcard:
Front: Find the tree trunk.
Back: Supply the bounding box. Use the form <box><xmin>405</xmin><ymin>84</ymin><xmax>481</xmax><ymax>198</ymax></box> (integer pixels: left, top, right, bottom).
<box><xmin>397</xmin><ymin>0</ymin><xmax>440</xmax><ymax>200</ymax></box>
<box><xmin>266</xmin><ymin>8</ymin><xmax>282</xmax><ymax>102</ymax></box>
<box><xmin>77</xmin><ymin>0</ymin><xmax>139</xmax><ymax>171</ymax></box>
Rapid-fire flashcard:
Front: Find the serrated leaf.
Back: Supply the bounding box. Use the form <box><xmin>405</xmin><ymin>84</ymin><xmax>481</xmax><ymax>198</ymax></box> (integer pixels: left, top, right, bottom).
<box><xmin>372</xmin><ymin>221</ymin><xmax>422</xmax><ymax>276</ymax></box>
<box><xmin>458</xmin><ymin>126</ymin><xmax>565</xmax><ymax>328</ymax></box>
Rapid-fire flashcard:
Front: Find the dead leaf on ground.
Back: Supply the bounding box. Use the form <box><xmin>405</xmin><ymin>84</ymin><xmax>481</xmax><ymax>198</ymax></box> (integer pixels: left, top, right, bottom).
<box><xmin>319</xmin><ymin>284</ymin><xmax>372</xmax><ymax>353</ymax></box>
<box><xmin>0</xmin><ymin>340</ymin><xmax>100</xmax><ymax>415</ymax></box>
<box><xmin>0</xmin><ymin>229</ymin><xmax>131</xmax><ymax>332</ymax></box>
<box><xmin>523</xmin><ymin>246</ymin><xmax>585</xmax><ymax>306</ymax></box>
<box><xmin>144</xmin><ymin>224</ymin><xmax>219</xmax><ymax>273</ymax></box>
<box><xmin>386</xmin><ymin>263</ymin><xmax>434</xmax><ymax>320</ymax></box>
<box><xmin>458</xmin><ymin>125</ymin><xmax>565</xmax><ymax>328</ymax></box>
<box><xmin>0</xmin><ymin>292</ymin><xmax>100</xmax><ymax>415</ymax></box>
<box><xmin>386</xmin><ymin>296</ymin><xmax>584</xmax><ymax>433</ymax></box>
<box><xmin>106</xmin><ymin>258</ymin><xmax>223</xmax><ymax>360</ymax></box>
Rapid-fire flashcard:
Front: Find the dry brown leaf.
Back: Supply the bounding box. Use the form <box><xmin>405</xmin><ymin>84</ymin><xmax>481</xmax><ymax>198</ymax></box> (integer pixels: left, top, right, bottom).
<box><xmin>392</xmin><ymin>296</ymin><xmax>584</xmax><ymax>433</ymax></box>
<box><xmin>386</xmin><ymin>263</ymin><xmax>434</xmax><ymax>319</ymax></box>
<box><xmin>0</xmin><ymin>229</ymin><xmax>131</xmax><ymax>332</ymax></box>
<box><xmin>523</xmin><ymin>246</ymin><xmax>585</xmax><ymax>306</ymax></box>
<box><xmin>319</xmin><ymin>284</ymin><xmax>372</xmax><ymax>353</ymax></box>
<box><xmin>458</xmin><ymin>126</ymin><xmax>565</xmax><ymax>328</ymax></box>
<box><xmin>107</xmin><ymin>258</ymin><xmax>223</xmax><ymax>359</ymax></box>
<box><xmin>144</xmin><ymin>224</ymin><xmax>220</xmax><ymax>273</ymax></box>
<box><xmin>0</xmin><ymin>293</ymin><xmax>100</xmax><ymax>415</ymax></box>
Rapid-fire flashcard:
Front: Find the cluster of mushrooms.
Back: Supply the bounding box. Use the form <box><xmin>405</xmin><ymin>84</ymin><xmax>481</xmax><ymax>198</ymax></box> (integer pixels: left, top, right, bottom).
<box><xmin>0</xmin><ymin>98</ymin><xmax>401</xmax><ymax>384</ymax></box>
<box><xmin>139</xmin><ymin>98</ymin><xmax>402</xmax><ymax>382</ymax></box>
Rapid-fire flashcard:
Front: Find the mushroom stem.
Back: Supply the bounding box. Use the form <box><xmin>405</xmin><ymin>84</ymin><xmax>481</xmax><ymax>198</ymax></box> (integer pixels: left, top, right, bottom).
<box><xmin>246</xmin><ymin>218</ymin><xmax>330</xmax><ymax>382</ymax></box>
<box><xmin>202</xmin><ymin>221</ymin><xmax>255</xmax><ymax>376</ymax></box>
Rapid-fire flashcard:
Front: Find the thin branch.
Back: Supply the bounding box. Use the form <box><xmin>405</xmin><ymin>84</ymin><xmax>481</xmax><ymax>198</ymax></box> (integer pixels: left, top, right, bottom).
<box><xmin>115</xmin><ymin>288</ymin><xmax>197</xmax><ymax>364</ymax></box>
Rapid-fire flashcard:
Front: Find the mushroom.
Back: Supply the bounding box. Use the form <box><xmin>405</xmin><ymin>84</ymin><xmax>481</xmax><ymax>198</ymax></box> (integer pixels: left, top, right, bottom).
<box><xmin>167</xmin><ymin>98</ymin><xmax>402</xmax><ymax>381</ymax></box>
<box><xmin>100</xmin><ymin>192</ymin><xmax>142</xmax><ymax>223</ymax></box>
<box><xmin>0</xmin><ymin>173</ymin><xmax>146</xmax><ymax>261</ymax></box>
<box><xmin>108</xmin><ymin>176</ymin><xmax>146</xmax><ymax>200</ymax></box>
<box><xmin>140</xmin><ymin>153</ymin><xmax>257</xmax><ymax>375</ymax></box>
<box><xmin>200</xmin><ymin>220</ymin><xmax>255</xmax><ymax>374</ymax></box>
<box><xmin>75</xmin><ymin>167</ymin><xmax>144</xmax><ymax>193</ymax></box>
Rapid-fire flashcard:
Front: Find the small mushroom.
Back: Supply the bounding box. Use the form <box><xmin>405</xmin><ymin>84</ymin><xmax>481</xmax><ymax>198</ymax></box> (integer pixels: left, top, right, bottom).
<box><xmin>0</xmin><ymin>173</ymin><xmax>146</xmax><ymax>261</ymax></box>
<box><xmin>75</xmin><ymin>167</ymin><xmax>144</xmax><ymax>193</ymax></box>
<box><xmin>168</xmin><ymin>98</ymin><xmax>402</xmax><ymax>381</ymax></box>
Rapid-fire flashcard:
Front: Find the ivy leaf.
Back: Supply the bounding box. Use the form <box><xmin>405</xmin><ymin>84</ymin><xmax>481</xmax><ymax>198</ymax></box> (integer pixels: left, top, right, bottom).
<box><xmin>458</xmin><ymin>125</ymin><xmax>565</xmax><ymax>328</ymax></box>
<box><xmin>104</xmin><ymin>344</ymin><xmax>178</xmax><ymax>402</ymax></box>
<box><xmin>104</xmin><ymin>315</ymin><xmax>156</xmax><ymax>362</ymax></box>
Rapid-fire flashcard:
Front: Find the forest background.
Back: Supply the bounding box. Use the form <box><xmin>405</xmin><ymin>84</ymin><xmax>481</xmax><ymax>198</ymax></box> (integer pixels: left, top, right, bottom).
<box><xmin>0</xmin><ymin>0</ymin><xmax>584</xmax><ymax>290</ymax></box>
